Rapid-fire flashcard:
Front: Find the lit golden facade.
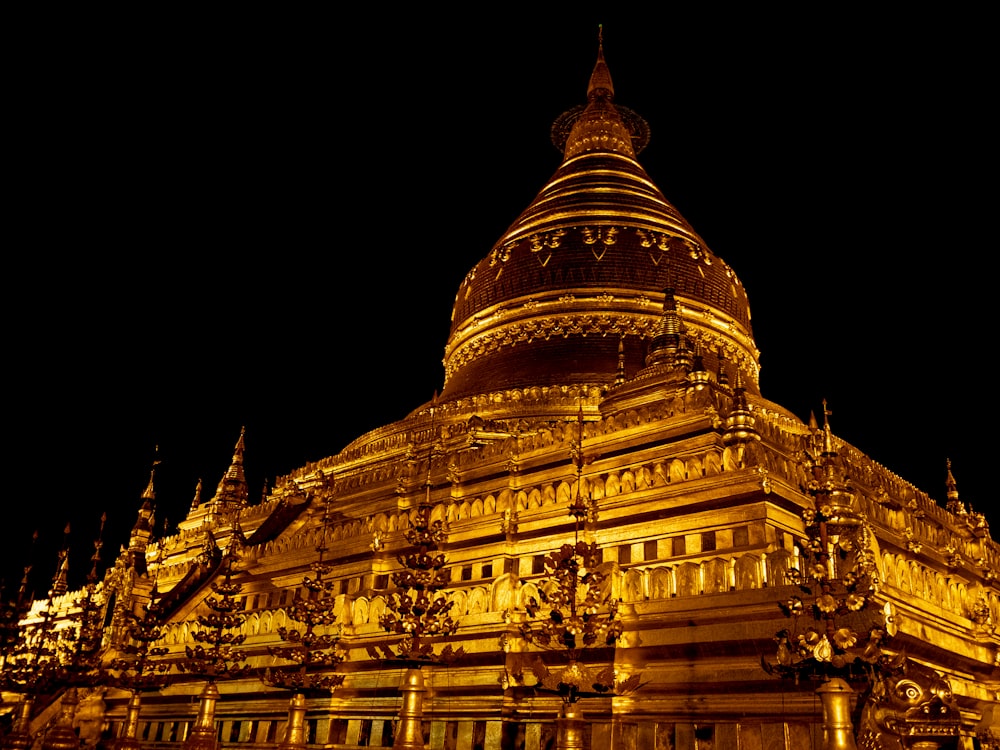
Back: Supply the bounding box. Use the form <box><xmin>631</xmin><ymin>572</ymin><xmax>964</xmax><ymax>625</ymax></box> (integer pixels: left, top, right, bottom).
<box><xmin>3</xmin><ymin>35</ymin><xmax>998</xmax><ymax>750</ymax></box>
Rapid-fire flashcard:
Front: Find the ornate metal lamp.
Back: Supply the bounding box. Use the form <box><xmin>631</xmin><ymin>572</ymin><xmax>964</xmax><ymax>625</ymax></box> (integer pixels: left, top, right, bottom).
<box><xmin>264</xmin><ymin>497</ymin><xmax>346</xmax><ymax>750</ymax></box>
<box><xmin>107</xmin><ymin>571</ymin><xmax>172</xmax><ymax>750</ymax></box>
<box><xmin>176</xmin><ymin>531</ymin><xmax>252</xmax><ymax>750</ymax></box>
<box><xmin>762</xmin><ymin>404</ymin><xmax>884</xmax><ymax>749</ymax></box>
<box><xmin>762</xmin><ymin>403</ymin><xmax>963</xmax><ymax>749</ymax></box>
<box><xmin>511</xmin><ymin>407</ymin><xmax>638</xmax><ymax>750</ymax></box>
<box><xmin>373</xmin><ymin>398</ymin><xmax>464</xmax><ymax>750</ymax></box>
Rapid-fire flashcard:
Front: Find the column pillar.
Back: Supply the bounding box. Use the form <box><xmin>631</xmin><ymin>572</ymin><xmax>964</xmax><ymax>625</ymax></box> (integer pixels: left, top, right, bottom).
<box><xmin>183</xmin><ymin>682</ymin><xmax>220</xmax><ymax>750</ymax></box>
<box><xmin>816</xmin><ymin>678</ymin><xmax>857</xmax><ymax>750</ymax></box>
<box><xmin>278</xmin><ymin>693</ymin><xmax>307</xmax><ymax>750</ymax></box>
<box><xmin>554</xmin><ymin>704</ymin><xmax>585</xmax><ymax>750</ymax></box>
<box><xmin>393</xmin><ymin>667</ymin><xmax>426</xmax><ymax>750</ymax></box>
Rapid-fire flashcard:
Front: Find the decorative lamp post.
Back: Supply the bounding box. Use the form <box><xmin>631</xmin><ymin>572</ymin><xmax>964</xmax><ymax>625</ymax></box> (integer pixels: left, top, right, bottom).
<box><xmin>40</xmin><ymin>687</ymin><xmax>80</xmax><ymax>750</ymax></box>
<box><xmin>514</xmin><ymin>407</ymin><xmax>637</xmax><ymax>750</ymax></box>
<box><xmin>176</xmin><ymin>533</ymin><xmax>252</xmax><ymax>750</ymax></box>
<box><xmin>265</xmin><ymin>487</ymin><xmax>346</xmax><ymax>750</ymax></box>
<box><xmin>108</xmin><ymin>573</ymin><xmax>172</xmax><ymax>750</ymax></box>
<box><xmin>42</xmin><ymin>516</ymin><xmax>112</xmax><ymax>750</ymax></box>
<box><xmin>277</xmin><ymin>693</ymin><xmax>307</xmax><ymax>750</ymax></box>
<box><xmin>763</xmin><ymin>403</ymin><xmax>961</xmax><ymax>747</ymax></box>
<box><xmin>762</xmin><ymin>404</ymin><xmax>882</xmax><ymax>748</ymax></box>
<box><xmin>376</xmin><ymin>490</ymin><xmax>463</xmax><ymax>749</ymax></box>
<box><xmin>375</xmin><ymin>397</ymin><xmax>464</xmax><ymax>750</ymax></box>
<box><xmin>184</xmin><ymin>682</ymin><xmax>221</xmax><ymax>750</ymax></box>
<box><xmin>815</xmin><ymin>678</ymin><xmax>858</xmax><ymax>750</ymax></box>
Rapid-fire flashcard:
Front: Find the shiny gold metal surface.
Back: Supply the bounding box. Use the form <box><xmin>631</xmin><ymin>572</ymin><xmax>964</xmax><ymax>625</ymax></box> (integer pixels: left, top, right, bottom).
<box><xmin>182</xmin><ymin>683</ymin><xmax>219</xmax><ymax>750</ymax></box>
<box><xmin>112</xmin><ymin>692</ymin><xmax>142</xmax><ymax>750</ymax></box>
<box><xmin>277</xmin><ymin>694</ymin><xmax>307</xmax><ymax>750</ymax></box>
<box><xmin>817</xmin><ymin>679</ymin><xmax>858</xmax><ymax>750</ymax></box>
<box><xmin>2</xmin><ymin>29</ymin><xmax>998</xmax><ymax>750</ymax></box>
<box><xmin>554</xmin><ymin>705</ymin><xmax>586</xmax><ymax>750</ymax></box>
<box><xmin>393</xmin><ymin>668</ymin><xmax>426</xmax><ymax>750</ymax></box>
<box><xmin>40</xmin><ymin>688</ymin><xmax>79</xmax><ymax>750</ymax></box>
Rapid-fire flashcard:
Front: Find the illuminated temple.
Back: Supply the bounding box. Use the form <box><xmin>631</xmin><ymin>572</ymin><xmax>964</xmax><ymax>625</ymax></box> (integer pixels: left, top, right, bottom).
<box><xmin>3</xmin><ymin>35</ymin><xmax>998</xmax><ymax>750</ymax></box>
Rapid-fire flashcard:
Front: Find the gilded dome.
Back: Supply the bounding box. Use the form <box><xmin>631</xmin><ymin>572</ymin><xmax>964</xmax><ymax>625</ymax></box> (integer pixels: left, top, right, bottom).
<box><xmin>442</xmin><ymin>39</ymin><xmax>758</xmax><ymax>402</ymax></box>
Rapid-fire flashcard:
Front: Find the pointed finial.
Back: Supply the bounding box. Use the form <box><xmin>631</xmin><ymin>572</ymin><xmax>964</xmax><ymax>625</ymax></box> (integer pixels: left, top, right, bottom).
<box><xmin>211</xmin><ymin>428</ymin><xmax>249</xmax><ymax>507</ymax></box>
<box><xmin>614</xmin><ymin>335</ymin><xmax>626</xmax><ymax>386</ymax></box>
<box><xmin>87</xmin><ymin>513</ymin><xmax>107</xmax><ymax>585</ymax></box>
<box><xmin>142</xmin><ymin>470</ymin><xmax>156</xmax><ymax>501</ymax></box>
<box><xmin>50</xmin><ymin>523</ymin><xmax>72</xmax><ymax>597</ymax></box>
<box><xmin>142</xmin><ymin>446</ymin><xmax>159</xmax><ymax>503</ymax></box>
<box><xmin>644</xmin><ymin>287</ymin><xmax>684</xmax><ymax>368</ymax></box>
<box><xmin>587</xmin><ymin>24</ymin><xmax>614</xmax><ymax>100</ymax></box>
<box><xmin>821</xmin><ymin>399</ymin><xmax>835</xmax><ymax>455</ymax></box>
<box><xmin>552</xmin><ymin>25</ymin><xmax>648</xmax><ymax>157</ymax></box>
<box><xmin>191</xmin><ymin>478</ymin><xmax>203</xmax><ymax>510</ymax></box>
<box><xmin>716</xmin><ymin>348</ymin><xmax>729</xmax><ymax>387</ymax></box>
<box><xmin>722</xmin><ymin>368</ymin><xmax>759</xmax><ymax>446</ymax></box>
<box><xmin>945</xmin><ymin>458</ymin><xmax>966</xmax><ymax>514</ymax></box>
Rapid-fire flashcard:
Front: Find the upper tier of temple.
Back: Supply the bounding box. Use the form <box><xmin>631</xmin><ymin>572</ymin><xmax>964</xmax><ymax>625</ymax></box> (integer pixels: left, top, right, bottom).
<box><xmin>441</xmin><ymin>37</ymin><xmax>759</xmax><ymax>402</ymax></box>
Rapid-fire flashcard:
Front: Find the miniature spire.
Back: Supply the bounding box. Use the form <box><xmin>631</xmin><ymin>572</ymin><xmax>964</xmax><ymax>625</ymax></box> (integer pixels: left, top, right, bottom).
<box><xmin>686</xmin><ymin>339</ymin><xmax>711</xmax><ymax>390</ymax></box>
<box><xmin>129</xmin><ymin>453</ymin><xmax>159</xmax><ymax>571</ymax></box>
<box><xmin>50</xmin><ymin>523</ymin><xmax>71</xmax><ymax>597</ymax></box>
<box><xmin>644</xmin><ymin>287</ymin><xmax>682</xmax><ymax>366</ymax></box>
<box><xmin>822</xmin><ymin>399</ymin><xmax>835</xmax><ymax>457</ymax></box>
<box><xmin>614</xmin><ymin>335</ymin><xmax>626</xmax><ymax>386</ymax></box>
<box><xmin>675</xmin><ymin>319</ymin><xmax>693</xmax><ymax>372</ymax></box>
<box><xmin>722</xmin><ymin>369</ymin><xmax>759</xmax><ymax>445</ymax></box>
<box><xmin>131</xmin><ymin>480</ymin><xmax>156</xmax><ymax>541</ymax></box>
<box><xmin>211</xmin><ymin>427</ymin><xmax>249</xmax><ymax>508</ymax></box>
<box><xmin>716</xmin><ymin>349</ymin><xmax>730</xmax><ymax>387</ymax></box>
<box><xmin>945</xmin><ymin>459</ymin><xmax>967</xmax><ymax>515</ymax></box>
<box><xmin>190</xmin><ymin>478</ymin><xmax>203</xmax><ymax>511</ymax></box>
<box><xmin>142</xmin><ymin>470</ymin><xmax>156</xmax><ymax>502</ymax></box>
<box><xmin>86</xmin><ymin>513</ymin><xmax>106</xmax><ymax>586</ymax></box>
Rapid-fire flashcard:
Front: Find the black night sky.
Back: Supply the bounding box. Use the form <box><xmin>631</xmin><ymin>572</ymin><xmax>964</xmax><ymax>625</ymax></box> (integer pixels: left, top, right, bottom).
<box><xmin>5</xmin><ymin>10</ymin><xmax>993</xmax><ymax>595</ymax></box>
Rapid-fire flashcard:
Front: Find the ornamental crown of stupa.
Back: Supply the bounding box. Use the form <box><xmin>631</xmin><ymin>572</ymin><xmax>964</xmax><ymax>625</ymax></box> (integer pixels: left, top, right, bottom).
<box><xmin>442</xmin><ymin>31</ymin><xmax>757</xmax><ymax>406</ymax></box>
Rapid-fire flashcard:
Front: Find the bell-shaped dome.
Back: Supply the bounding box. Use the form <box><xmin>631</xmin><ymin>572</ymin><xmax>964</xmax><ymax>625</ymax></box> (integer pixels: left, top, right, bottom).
<box><xmin>442</xmin><ymin>38</ymin><xmax>758</xmax><ymax>402</ymax></box>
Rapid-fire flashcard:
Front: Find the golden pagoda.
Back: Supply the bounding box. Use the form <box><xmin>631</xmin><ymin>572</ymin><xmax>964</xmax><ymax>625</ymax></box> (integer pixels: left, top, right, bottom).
<box><xmin>3</xmin><ymin>31</ymin><xmax>997</xmax><ymax>750</ymax></box>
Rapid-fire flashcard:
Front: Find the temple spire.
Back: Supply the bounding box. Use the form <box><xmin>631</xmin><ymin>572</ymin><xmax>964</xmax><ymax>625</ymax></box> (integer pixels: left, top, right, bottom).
<box><xmin>190</xmin><ymin>478</ymin><xmax>203</xmax><ymax>511</ymax></box>
<box><xmin>645</xmin><ymin>287</ymin><xmax>682</xmax><ymax>366</ymax></box>
<box><xmin>211</xmin><ymin>427</ymin><xmax>249</xmax><ymax>508</ymax></box>
<box><xmin>142</xmin><ymin>470</ymin><xmax>156</xmax><ymax>502</ymax></box>
<box><xmin>556</xmin><ymin>26</ymin><xmax>644</xmax><ymax>160</ymax></box>
<box><xmin>822</xmin><ymin>399</ymin><xmax>835</xmax><ymax>457</ymax></box>
<box><xmin>49</xmin><ymin>523</ymin><xmax>71</xmax><ymax>597</ymax></box>
<box><xmin>716</xmin><ymin>349</ymin><xmax>729</xmax><ymax>387</ymax></box>
<box><xmin>945</xmin><ymin>459</ymin><xmax>966</xmax><ymax>515</ymax></box>
<box><xmin>614</xmin><ymin>335</ymin><xmax>626</xmax><ymax>386</ymax></box>
<box><xmin>129</xmin><ymin>450</ymin><xmax>158</xmax><ymax>567</ymax></box>
<box><xmin>686</xmin><ymin>340</ymin><xmax>711</xmax><ymax>391</ymax></box>
<box><xmin>87</xmin><ymin>513</ymin><xmax>107</xmax><ymax>586</ymax></box>
<box><xmin>723</xmin><ymin>369</ymin><xmax>759</xmax><ymax>445</ymax></box>
<box><xmin>587</xmin><ymin>24</ymin><xmax>614</xmax><ymax>99</ymax></box>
